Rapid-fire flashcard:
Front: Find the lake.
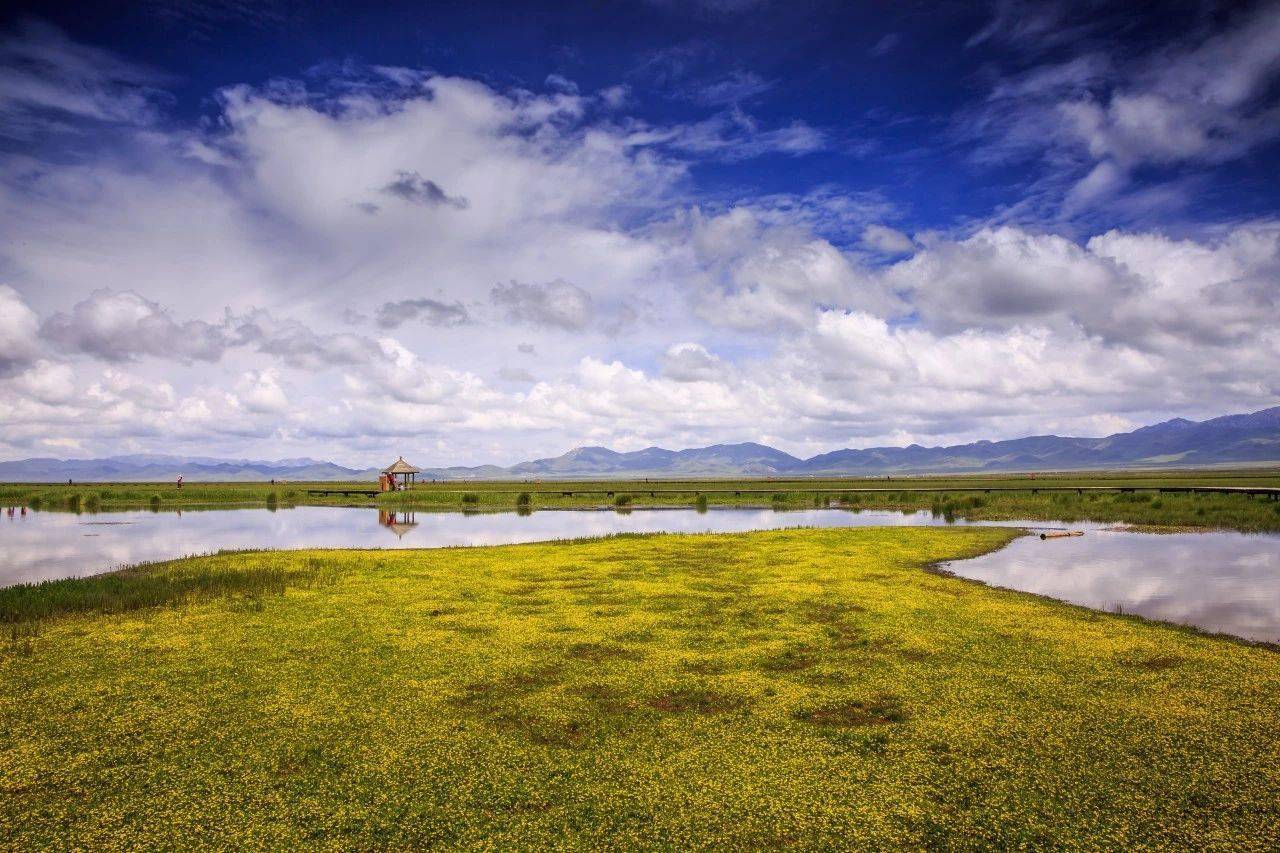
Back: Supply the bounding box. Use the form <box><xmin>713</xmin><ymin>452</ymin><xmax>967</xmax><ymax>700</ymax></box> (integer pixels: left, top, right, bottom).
<box><xmin>2</xmin><ymin>505</ymin><xmax>1277</xmax><ymax>643</ymax></box>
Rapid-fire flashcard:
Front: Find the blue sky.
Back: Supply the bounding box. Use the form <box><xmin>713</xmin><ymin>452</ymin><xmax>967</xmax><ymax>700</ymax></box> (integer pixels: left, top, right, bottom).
<box><xmin>0</xmin><ymin>0</ymin><xmax>1278</xmax><ymax>465</ymax></box>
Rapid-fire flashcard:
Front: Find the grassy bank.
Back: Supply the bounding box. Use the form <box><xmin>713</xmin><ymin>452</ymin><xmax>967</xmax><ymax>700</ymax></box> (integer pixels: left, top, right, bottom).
<box><xmin>2</xmin><ymin>528</ymin><xmax>1277</xmax><ymax>847</ymax></box>
<box><xmin>4</xmin><ymin>469</ymin><xmax>1280</xmax><ymax>530</ymax></box>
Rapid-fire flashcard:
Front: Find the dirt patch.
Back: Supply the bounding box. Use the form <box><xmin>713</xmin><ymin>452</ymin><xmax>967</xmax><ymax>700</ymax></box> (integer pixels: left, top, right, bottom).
<box><xmin>492</xmin><ymin>711</ymin><xmax>587</xmax><ymax>749</ymax></box>
<box><xmin>796</xmin><ymin>694</ymin><xmax>907</xmax><ymax>727</ymax></box>
<box><xmin>804</xmin><ymin>601</ymin><xmax>867</xmax><ymax>624</ymax></box>
<box><xmin>450</xmin><ymin>665</ymin><xmax>563</xmax><ymax>708</ymax></box>
<box><xmin>572</xmin><ymin>683</ymin><xmax>632</xmax><ymax>714</ymax></box>
<box><xmin>648</xmin><ymin>686</ymin><xmax>746</xmax><ymax>715</ymax></box>
<box><xmin>759</xmin><ymin>645</ymin><xmax>820</xmax><ymax>672</ymax></box>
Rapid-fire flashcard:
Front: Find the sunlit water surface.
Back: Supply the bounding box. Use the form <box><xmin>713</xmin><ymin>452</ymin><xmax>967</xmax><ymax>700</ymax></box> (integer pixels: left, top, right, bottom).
<box><xmin>2</xmin><ymin>506</ymin><xmax>1277</xmax><ymax>642</ymax></box>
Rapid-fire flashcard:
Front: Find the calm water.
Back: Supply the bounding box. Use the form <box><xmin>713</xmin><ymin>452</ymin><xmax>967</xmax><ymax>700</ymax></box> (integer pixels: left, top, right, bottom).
<box><xmin>2</xmin><ymin>506</ymin><xmax>1277</xmax><ymax>643</ymax></box>
<box><xmin>941</xmin><ymin>529</ymin><xmax>1280</xmax><ymax>643</ymax></box>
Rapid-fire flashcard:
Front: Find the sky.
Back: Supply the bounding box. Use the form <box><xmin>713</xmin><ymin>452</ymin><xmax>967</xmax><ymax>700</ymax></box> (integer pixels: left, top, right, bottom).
<box><xmin>0</xmin><ymin>0</ymin><xmax>1278</xmax><ymax>467</ymax></box>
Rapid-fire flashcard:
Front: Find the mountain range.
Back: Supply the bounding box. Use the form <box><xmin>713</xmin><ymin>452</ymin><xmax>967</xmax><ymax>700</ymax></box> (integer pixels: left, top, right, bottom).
<box><xmin>1</xmin><ymin>406</ymin><xmax>1277</xmax><ymax>482</ymax></box>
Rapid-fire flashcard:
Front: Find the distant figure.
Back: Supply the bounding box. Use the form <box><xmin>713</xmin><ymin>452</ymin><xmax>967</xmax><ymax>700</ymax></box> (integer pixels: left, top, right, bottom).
<box><xmin>6</xmin><ymin>507</ymin><xmax>13</xmax><ymax>518</ymax></box>
<box><xmin>176</xmin><ymin>475</ymin><xmax>184</xmax><ymax>490</ymax></box>
<box><xmin>68</xmin><ymin>478</ymin><xmax>73</xmax><ymax>485</ymax></box>
<box><xmin>20</xmin><ymin>506</ymin><xmax>26</xmax><ymax>516</ymax></box>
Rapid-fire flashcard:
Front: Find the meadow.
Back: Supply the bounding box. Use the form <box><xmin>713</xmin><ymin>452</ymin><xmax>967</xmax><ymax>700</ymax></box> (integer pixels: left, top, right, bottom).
<box><xmin>2</xmin><ymin>528</ymin><xmax>1278</xmax><ymax>848</ymax></box>
<box><xmin>3</xmin><ymin>468</ymin><xmax>1279</xmax><ymax>531</ymax></box>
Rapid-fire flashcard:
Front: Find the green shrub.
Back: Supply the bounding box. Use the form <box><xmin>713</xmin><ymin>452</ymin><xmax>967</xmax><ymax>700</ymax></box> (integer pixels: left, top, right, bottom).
<box><xmin>265</xmin><ymin>491</ymin><xmax>279</xmax><ymax>510</ymax></box>
<box><xmin>515</xmin><ymin>492</ymin><xmax>532</xmax><ymax>508</ymax></box>
<box><xmin>614</xmin><ymin>494</ymin><xmax>633</xmax><ymax>507</ymax></box>
<box><xmin>150</xmin><ymin>495</ymin><xmax>162</xmax><ymax>511</ymax></box>
<box><xmin>461</xmin><ymin>493</ymin><xmax>480</xmax><ymax>505</ymax></box>
<box><xmin>84</xmin><ymin>495</ymin><xmax>101</xmax><ymax>512</ymax></box>
<box><xmin>27</xmin><ymin>496</ymin><xmax>42</xmax><ymax>511</ymax></box>
<box><xmin>66</xmin><ymin>494</ymin><xmax>81</xmax><ymax>512</ymax></box>
<box><xmin>695</xmin><ymin>495</ymin><xmax>708</xmax><ymax>512</ymax></box>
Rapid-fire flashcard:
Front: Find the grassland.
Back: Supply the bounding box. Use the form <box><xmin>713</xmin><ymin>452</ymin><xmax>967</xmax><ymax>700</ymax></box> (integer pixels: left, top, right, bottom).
<box><xmin>2</xmin><ymin>528</ymin><xmax>1278</xmax><ymax>848</ymax></box>
<box><xmin>4</xmin><ymin>468</ymin><xmax>1280</xmax><ymax>530</ymax></box>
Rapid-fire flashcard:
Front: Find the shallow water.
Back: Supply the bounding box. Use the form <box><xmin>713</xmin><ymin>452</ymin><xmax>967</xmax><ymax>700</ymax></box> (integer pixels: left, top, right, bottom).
<box><xmin>942</xmin><ymin>528</ymin><xmax>1280</xmax><ymax>643</ymax></box>
<box><xmin>1</xmin><ymin>505</ymin><xmax>1277</xmax><ymax>643</ymax></box>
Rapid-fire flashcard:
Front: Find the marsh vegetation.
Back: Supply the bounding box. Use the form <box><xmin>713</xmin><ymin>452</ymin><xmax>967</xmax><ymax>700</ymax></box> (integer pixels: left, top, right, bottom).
<box><xmin>5</xmin><ymin>470</ymin><xmax>1278</xmax><ymax>531</ymax></box>
<box><xmin>1</xmin><ymin>528</ymin><xmax>1277</xmax><ymax>847</ymax></box>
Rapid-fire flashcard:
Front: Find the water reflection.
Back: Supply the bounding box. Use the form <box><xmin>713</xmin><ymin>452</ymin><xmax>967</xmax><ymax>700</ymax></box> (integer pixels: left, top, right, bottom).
<box><xmin>943</xmin><ymin>530</ymin><xmax>1280</xmax><ymax>644</ymax></box>
<box><xmin>2</xmin><ymin>505</ymin><xmax>1277</xmax><ymax>643</ymax></box>
<box><xmin>0</xmin><ymin>505</ymin><xmax>1004</xmax><ymax>587</ymax></box>
<box><xmin>378</xmin><ymin>509</ymin><xmax>419</xmax><ymax>539</ymax></box>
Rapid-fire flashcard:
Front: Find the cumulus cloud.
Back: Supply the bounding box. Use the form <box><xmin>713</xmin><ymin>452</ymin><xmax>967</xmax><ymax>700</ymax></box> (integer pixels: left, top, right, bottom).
<box><xmin>229</xmin><ymin>310</ymin><xmax>374</xmax><ymax>369</ymax></box>
<box><xmin>236</xmin><ymin>368</ymin><xmax>288</xmax><ymax>414</ymax></box>
<box><xmin>659</xmin><ymin>206</ymin><xmax>900</xmax><ymax>330</ymax></box>
<box><xmin>40</xmin><ymin>289</ymin><xmax>231</xmax><ymax>363</ymax></box>
<box><xmin>861</xmin><ymin>224</ymin><xmax>916</xmax><ymax>255</ymax></box>
<box><xmin>490</xmin><ymin>280</ymin><xmax>595</xmax><ymax>330</ymax></box>
<box><xmin>37</xmin><ymin>290</ymin><xmax>389</xmax><ymax>369</ymax></box>
<box><xmin>0</xmin><ymin>24</ymin><xmax>1277</xmax><ymax>465</ymax></box>
<box><xmin>88</xmin><ymin>368</ymin><xmax>177</xmax><ymax>411</ymax></box>
<box><xmin>375</xmin><ymin>298</ymin><xmax>470</xmax><ymax>329</ymax></box>
<box><xmin>380</xmin><ymin>171</ymin><xmax>469</xmax><ymax>209</ymax></box>
<box><xmin>660</xmin><ymin>342</ymin><xmax>725</xmax><ymax>382</ymax></box>
<box><xmin>887</xmin><ymin>223</ymin><xmax>1280</xmax><ymax>351</ymax></box>
<box><xmin>0</xmin><ymin>285</ymin><xmax>42</xmax><ymax>376</ymax></box>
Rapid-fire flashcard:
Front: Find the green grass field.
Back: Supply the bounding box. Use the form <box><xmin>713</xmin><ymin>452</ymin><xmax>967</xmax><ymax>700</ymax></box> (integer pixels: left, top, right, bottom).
<box><xmin>3</xmin><ymin>528</ymin><xmax>1278</xmax><ymax>848</ymax></box>
<box><xmin>4</xmin><ymin>468</ymin><xmax>1280</xmax><ymax>530</ymax></box>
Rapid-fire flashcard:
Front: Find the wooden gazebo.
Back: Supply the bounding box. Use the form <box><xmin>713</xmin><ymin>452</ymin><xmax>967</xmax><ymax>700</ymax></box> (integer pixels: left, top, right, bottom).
<box><xmin>381</xmin><ymin>456</ymin><xmax>421</xmax><ymax>491</ymax></box>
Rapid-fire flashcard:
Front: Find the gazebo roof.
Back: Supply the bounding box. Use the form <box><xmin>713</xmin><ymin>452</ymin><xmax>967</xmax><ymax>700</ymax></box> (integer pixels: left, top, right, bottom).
<box><xmin>384</xmin><ymin>521</ymin><xmax>419</xmax><ymax>538</ymax></box>
<box><xmin>382</xmin><ymin>456</ymin><xmax>422</xmax><ymax>474</ymax></box>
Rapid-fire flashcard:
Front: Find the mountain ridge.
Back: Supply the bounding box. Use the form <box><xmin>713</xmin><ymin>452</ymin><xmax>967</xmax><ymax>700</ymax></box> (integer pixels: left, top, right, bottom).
<box><xmin>1</xmin><ymin>406</ymin><xmax>1277</xmax><ymax>482</ymax></box>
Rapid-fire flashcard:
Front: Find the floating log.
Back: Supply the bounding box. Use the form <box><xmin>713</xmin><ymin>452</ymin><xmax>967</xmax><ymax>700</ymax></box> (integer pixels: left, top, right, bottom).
<box><xmin>1039</xmin><ymin>531</ymin><xmax>1084</xmax><ymax>540</ymax></box>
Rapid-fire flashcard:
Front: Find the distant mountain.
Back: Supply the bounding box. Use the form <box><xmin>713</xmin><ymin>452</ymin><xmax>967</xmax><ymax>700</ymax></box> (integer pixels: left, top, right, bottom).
<box><xmin>0</xmin><ymin>454</ymin><xmax>377</xmax><ymax>483</ymax></box>
<box><xmin>1</xmin><ymin>406</ymin><xmax>1277</xmax><ymax>482</ymax></box>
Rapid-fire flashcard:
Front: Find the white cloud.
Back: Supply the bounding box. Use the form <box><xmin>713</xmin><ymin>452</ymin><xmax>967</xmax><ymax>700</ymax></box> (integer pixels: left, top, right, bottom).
<box><xmin>491</xmin><ymin>280</ymin><xmax>595</xmax><ymax>330</ymax></box>
<box><xmin>660</xmin><ymin>342</ymin><xmax>726</xmax><ymax>382</ymax></box>
<box><xmin>860</xmin><ymin>224</ymin><xmax>916</xmax><ymax>255</ymax></box>
<box><xmin>964</xmin><ymin>2</ymin><xmax>1280</xmax><ymax>217</ymax></box>
<box><xmin>658</xmin><ymin>206</ymin><xmax>900</xmax><ymax>331</ymax></box>
<box><xmin>0</xmin><ymin>285</ymin><xmax>41</xmax><ymax>376</ymax></box>
<box><xmin>0</xmin><ymin>21</ymin><xmax>166</xmax><ymax>137</ymax></box>
<box><xmin>237</xmin><ymin>368</ymin><xmax>288</xmax><ymax>414</ymax></box>
<box><xmin>40</xmin><ymin>289</ymin><xmax>231</xmax><ymax>363</ymax></box>
<box><xmin>0</xmin><ymin>25</ymin><xmax>1277</xmax><ymax>465</ymax></box>
<box><xmin>375</xmin><ymin>298</ymin><xmax>470</xmax><ymax>330</ymax></box>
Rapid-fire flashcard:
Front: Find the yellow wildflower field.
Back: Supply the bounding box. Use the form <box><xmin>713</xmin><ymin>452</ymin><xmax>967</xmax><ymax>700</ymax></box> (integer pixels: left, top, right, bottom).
<box><xmin>2</xmin><ymin>527</ymin><xmax>1278</xmax><ymax>848</ymax></box>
